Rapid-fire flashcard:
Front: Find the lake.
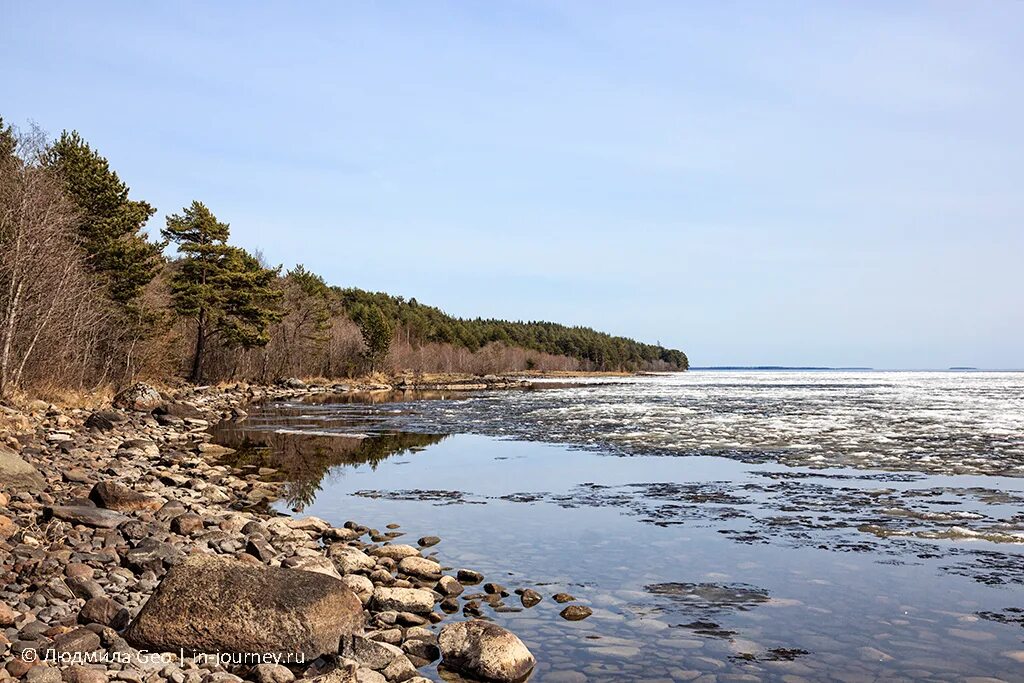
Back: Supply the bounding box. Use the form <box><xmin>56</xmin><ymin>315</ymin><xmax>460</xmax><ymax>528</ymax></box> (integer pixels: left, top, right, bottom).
<box><xmin>212</xmin><ymin>371</ymin><xmax>1024</xmax><ymax>682</ymax></box>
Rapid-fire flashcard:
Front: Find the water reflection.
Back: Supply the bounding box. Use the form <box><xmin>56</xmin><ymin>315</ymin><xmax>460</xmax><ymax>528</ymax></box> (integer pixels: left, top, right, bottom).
<box><xmin>211</xmin><ymin>397</ymin><xmax>447</xmax><ymax>510</ymax></box>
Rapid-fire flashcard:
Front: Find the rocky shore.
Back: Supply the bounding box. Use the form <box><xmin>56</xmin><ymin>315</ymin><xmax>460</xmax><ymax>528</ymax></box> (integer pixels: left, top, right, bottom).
<box><xmin>0</xmin><ymin>382</ymin><xmax>541</xmax><ymax>683</ymax></box>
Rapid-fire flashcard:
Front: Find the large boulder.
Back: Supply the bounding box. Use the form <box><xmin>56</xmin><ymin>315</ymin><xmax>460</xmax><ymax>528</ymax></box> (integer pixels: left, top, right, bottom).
<box><xmin>0</xmin><ymin>446</ymin><xmax>45</xmax><ymax>492</ymax></box>
<box><xmin>439</xmin><ymin>620</ymin><xmax>535</xmax><ymax>683</ymax></box>
<box><xmin>124</xmin><ymin>554</ymin><xmax>363</xmax><ymax>658</ymax></box>
<box><xmin>112</xmin><ymin>383</ymin><xmax>164</xmax><ymax>412</ymax></box>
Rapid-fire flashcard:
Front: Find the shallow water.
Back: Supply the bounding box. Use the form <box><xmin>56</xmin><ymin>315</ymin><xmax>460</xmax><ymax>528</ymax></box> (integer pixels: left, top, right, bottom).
<box><xmin>212</xmin><ymin>372</ymin><xmax>1024</xmax><ymax>682</ymax></box>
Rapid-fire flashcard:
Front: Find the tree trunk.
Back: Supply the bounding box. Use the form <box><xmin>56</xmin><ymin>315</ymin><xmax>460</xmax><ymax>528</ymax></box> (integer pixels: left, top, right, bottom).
<box><xmin>190</xmin><ymin>308</ymin><xmax>206</xmax><ymax>383</ymax></box>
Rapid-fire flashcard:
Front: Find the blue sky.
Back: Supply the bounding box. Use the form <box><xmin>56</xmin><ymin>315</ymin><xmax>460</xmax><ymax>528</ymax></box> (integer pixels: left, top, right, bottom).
<box><xmin>3</xmin><ymin>1</ymin><xmax>1022</xmax><ymax>368</ymax></box>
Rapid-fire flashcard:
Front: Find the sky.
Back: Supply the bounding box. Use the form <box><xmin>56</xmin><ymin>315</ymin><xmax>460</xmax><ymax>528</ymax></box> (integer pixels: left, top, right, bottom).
<box><xmin>2</xmin><ymin>1</ymin><xmax>1022</xmax><ymax>368</ymax></box>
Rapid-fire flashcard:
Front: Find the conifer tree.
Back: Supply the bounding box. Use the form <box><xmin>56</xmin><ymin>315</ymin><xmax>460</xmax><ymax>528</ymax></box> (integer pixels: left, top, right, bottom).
<box><xmin>357</xmin><ymin>305</ymin><xmax>393</xmax><ymax>373</ymax></box>
<box><xmin>162</xmin><ymin>201</ymin><xmax>282</xmax><ymax>382</ymax></box>
<box><xmin>46</xmin><ymin>131</ymin><xmax>164</xmax><ymax>305</ymax></box>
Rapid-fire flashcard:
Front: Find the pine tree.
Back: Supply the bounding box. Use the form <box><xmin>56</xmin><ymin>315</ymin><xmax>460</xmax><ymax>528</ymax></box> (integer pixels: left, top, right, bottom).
<box><xmin>162</xmin><ymin>201</ymin><xmax>282</xmax><ymax>382</ymax></box>
<box><xmin>358</xmin><ymin>305</ymin><xmax>392</xmax><ymax>373</ymax></box>
<box><xmin>46</xmin><ymin>131</ymin><xmax>164</xmax><ymax>305</ymax></box>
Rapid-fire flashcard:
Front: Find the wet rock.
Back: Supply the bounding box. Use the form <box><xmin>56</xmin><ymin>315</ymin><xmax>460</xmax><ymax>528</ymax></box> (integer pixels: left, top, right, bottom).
<box><xmin>124</xmin><ymin>554</ymin><xmax>363</xmax><ymax>658</ymax></box>
<box><xmin>552</xmin><ymin>592</ymin><xmax>575</xmax><ymax>603</ymax></box>
<box><xmin>48</xmin><ymin>505</ymin><xmax>129</xmax><ymax>529</ymax></box>
<box><xmin>519</xmin><ymin>589</ymin><xmax>542</xmax><ymax>608</ymax></box>
<box><xmin>484</xmin><ymin>583</ymin><xmax>508</xmax><ymax>596</ymax></box>
<box><xmin>89</xmin><ymin>481</ymin><xmax>162</xmax><ymax>512</ymax></box>
<box><xmin>438</xmin><ymin>620</ymin><xmax>536</xmax><ymax>683</ymax></box>
<box><xmin>417</xmin><ymin>536</ymin><xmax>440</xmax><ymax>548</ymax></box>
<box><xmin>0</xmin><ymin>445</ymin><xmax>45</xmax><ymax>491</ymax></box>
<box><xmin>112</xmin><ymin>383</ymin><xmax>165</xmax><ymax>412</ymax></box>
<box><xmin>401</xmin><ymin>638</ymin><xmax>440</xmax><ymax>665</ymax></box>
<box><xmin>559</xmin><ymin>605</ymin><xmax>593</xmax><ymax>621</ymax></box>
<box><xmin>370</xmin><ymin>587</ymin><xmax>435</xmax><ymax>615</ymax></box>
<box><xmin>79</xmin><ymin>596</ymin><xmax>130</xmax><ymax>630</ymax></box>
<box><xmin>456</xmin><ymin>569</ymin><xmax>483</xmax><ymax>585</ymax></box>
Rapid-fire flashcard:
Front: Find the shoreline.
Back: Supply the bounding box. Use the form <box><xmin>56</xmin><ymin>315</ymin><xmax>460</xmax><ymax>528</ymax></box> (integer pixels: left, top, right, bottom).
<box><xmin>0</xmin><ymin>382</ymin><xmax>552</xmax><ymax>683</ymax></box>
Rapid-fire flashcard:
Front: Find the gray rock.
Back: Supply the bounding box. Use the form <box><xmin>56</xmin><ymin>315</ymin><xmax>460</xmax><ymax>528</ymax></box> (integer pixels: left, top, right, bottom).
<box><xmin>124</xmin><ymin>554</ymin><xmax>363</xmax><ymax>658</ymax></box>
<box><xmin>112</xmin><ymin>383</ymin><xmax>164</xmax><ymax>412</ymax></box>
<box><xmin>438</xmin><ymin>620</ymin><xmax>535</xmax><ymax>683</ymax></box>
<box><xmin>397</xmin><ymin>556</ymin><xmax>441</xmax><ymax>580</ymax></box>
<box><xmin>48</xmin><ymin>506</ymin><xmax>129</xmax><ymax>529</ymax></box>
<box><xmin>369</xmin><ymin>587</ymin><xmax>435</xmax><ymax>615</ymax></box>
<box><xmin>0</xmin><ymin>445</ymin><xmax>45</xmax><ymax>492</ymax></box>
<box><xmin>456</xmin><ymin>569</ymin><xmax>483</xmax><ymax>585</ymax></box>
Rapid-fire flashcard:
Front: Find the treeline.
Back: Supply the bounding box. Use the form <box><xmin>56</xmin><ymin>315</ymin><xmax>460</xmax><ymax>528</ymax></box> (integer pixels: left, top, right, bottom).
<box><xmin>0</xmin><ymin>118</ymin><xmax>687</xmax><ymax>397</ymax></box>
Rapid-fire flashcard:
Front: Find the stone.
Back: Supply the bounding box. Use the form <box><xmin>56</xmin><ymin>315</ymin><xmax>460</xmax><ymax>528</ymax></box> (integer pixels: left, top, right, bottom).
<box><xmin>552</xmin><ymin>592</ymin><xmax>575</xmax><ymax>603</ymax></box>
<box><xmin>64</xmin><ymin>666</ymin><xmax>109</xmax><ymax>683</ymax></box>
<box><xmin>436</xmin><ymin>576</ymin><xmax>464</xmax><ymax>597</ymax></box>
<box><xmin>0</xmin><ymin>513</ymin><xmax>16</xmax><ymax>540</ymax></box>
<box><xmin>369</xmin><ymin>587</ymin><xmax>435</xmax><ymax>615</ymax></box>
<box><xmin>282</xmin><ymin>555</ymin><xmax>342</xmax><ymax>580</ymax></box>
<box><xmin>401</xmin><ymin>638</ymin><xmax>439</xmax><ymax>664</ymax></box>
<box><xmin>170</xmin><ymin>513</ymin><xmax>205</xmax><ymax>536</ymax></box>
<box><xmin>340</xmin><ymin>574</ymin><xmax>374</xmax><ymax>604</ymax></box>
<box><xmin>328</xmin><ymin>545</ymin><xmax>375</xmax><ymax>574</ymax></box>
<box><xmin>112</xmin><ymin>383</ymin><xmax>164</xmax><ymax>412</ymax></box>
<box><xmin>438</xmin><ymin>620</ymin><xmax>535</xmax><ymax>683</ymax></box>
<box><xmin>456</xmin><ymin>569</ymin><xmax>483</xmax><ymax>584</ymax></box>
<box><xmin>252</xmin><ymin>664</ymin><xmax>294</xmax><ymax>683</ymax></box>
<box><xmin>85</xmin><ymin>410</ymin><xmax>125</xmax><ymax>431</ymax></box>
<box><xmin>340</xmin><ymin>636</ymin><xmax>403</xmax><ymax>670</ymax></box>
<box><xmin>0</xmin><ymin>445</ymin><xmax>45</xmax><ymax>492</ymax></box>
<box><xmin>559</xmin><ymin>605</ymin><xmax>592</xmax><ymax>621</ymax></box>
<box><xmin>26</xmin><ymin>667</ymin><xmax>61</xmax><ymax>683</ymax></box>
<box><xmin>89</xmin><ymin>481</ymin><xmax>162</xmax><ymax>512</ymax></box>
<box><xmin>417</xmin><ymin>536</ymin><xmax>440</xmax><ymax>548</ymax></box>
<box><xmin>0</xmin><ymin>602</ymin><xmax>18</xmax><ymax>626</ymax></box>
<box><xmin>53</xmin><ymin>627</ymin><xmax>101</xmax><ymax>654</ymax></box>
<box><xmin>79</xmin><ymin>596</ymin><xmax>130</xmax><ymax>630</ymax></box>
<box><xmin>48</xmin><ymin>506</ymin><xmax>129</xmax><ymax>529</ymax></box>
<box><xmin>368</xmin><ymin>544</ymin><xmax>419</xmax><ymax>560</ymax></box>
<box><xmin>519</xmin><ymin>589</ymin><xmax>542</xmax><ymax>608</ymax></box>
<box><xmin>124</xmin><ymin>554</ymin><xmax>363</xmax><ymax>658</ymax></box>
<box><xmin>397</xmin><ymin>556</ymin><xmax>441</xmax><ymax>580</ymax></box>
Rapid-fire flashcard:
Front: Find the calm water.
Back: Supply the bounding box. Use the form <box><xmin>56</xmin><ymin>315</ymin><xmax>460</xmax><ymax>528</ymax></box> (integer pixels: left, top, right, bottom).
<box><xmin>213</xmin><ymin>372</ymin><xmax>1024</xmax><ymax>682</ymax></box>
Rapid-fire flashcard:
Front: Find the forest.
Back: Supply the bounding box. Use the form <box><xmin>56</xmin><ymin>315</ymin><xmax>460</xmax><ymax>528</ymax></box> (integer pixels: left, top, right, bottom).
<box><xmin>0</xmin><ymin>118</ymin><xmax>687</xmax><ymax>398</ymax></box>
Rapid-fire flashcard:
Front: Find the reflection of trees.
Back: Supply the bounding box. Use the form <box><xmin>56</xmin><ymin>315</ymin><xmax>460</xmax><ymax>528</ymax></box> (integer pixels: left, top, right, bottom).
<box><xmin>214</xmin><ymin>427</ymin><xmax>446</xmax><ymax>511</ymax></box>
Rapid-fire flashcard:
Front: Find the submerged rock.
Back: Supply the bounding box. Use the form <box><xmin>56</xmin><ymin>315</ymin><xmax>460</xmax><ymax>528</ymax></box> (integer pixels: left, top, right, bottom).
<box><xmin>559</xmin><ymin>605</ymin><xmax>592</xmax><ymax>621</ymax></box>
<box><xmin>125</xmin><ymin>554</ymin><xmax>363</xmax><ymax>657</ymax></box>
<box><xmin>439</xmin><ymin>620</ymin><xmax>535</xmax><ymax>682</ymax></box>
